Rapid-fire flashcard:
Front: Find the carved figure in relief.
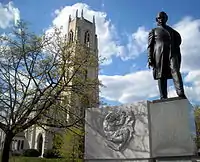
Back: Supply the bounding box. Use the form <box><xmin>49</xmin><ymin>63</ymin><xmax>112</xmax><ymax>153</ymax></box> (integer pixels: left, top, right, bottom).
<box><xmin>103</xmin><ymin>110</ymin><xmax>136</xmax><ymax>151</ymax></box>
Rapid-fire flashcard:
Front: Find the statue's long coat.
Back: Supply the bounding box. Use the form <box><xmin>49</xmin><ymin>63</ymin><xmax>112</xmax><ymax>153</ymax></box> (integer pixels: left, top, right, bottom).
<box><xmin>147</xmin><ymin>25</ymin><xmax>182</xmax><ymax>80</ymax></box>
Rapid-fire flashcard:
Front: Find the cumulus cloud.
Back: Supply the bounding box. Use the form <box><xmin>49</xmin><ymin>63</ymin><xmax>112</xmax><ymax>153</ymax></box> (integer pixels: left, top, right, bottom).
<box><xmin>119</xmin><ymin>16</ymin><xmax>200</xmax><ymax>71</ymax></box>
<box><xmin>174</xmin><ymin>17</ymin><xmax>200</xmax><ymax>72</ymax></box>
<box><xmin>160</xmin><ymin>18</ymin><xmax>200</xmax><ymax>102</ymax></box>
<box><xmin>0</xmin><ymin>2</ymin><xmax>20</xmax><ymax>29</ymax></box>
<box><xmin>100</xmin><ymin>69</ymin><xmax>200</xmax><ymax>104</ymax></box>
<box><xmin>48</xmin><ymin>3</ymin><xmax>200</xmax><ymax>104</ymax></box>
<box><xmin>100</xmin><ymin>16</ymin><xmax>200</xmax><ymax>103</ymax></box>
<box><xmin>48</xmin><ymin>3</ymin><xmax>153</xmax><ymax>65</ymax></box>
<box><xmin>120</xmin><ymin>26</ymin><xmax>149</xmax><ymax>61</ymax></box>
<box><xmin>47</xmin><ymin>3</ymin><xmax>123</xmax><ymax>65</ymax></box>
<box><xmin>99</xmin><ymin>70</ymin><xmax>158</xmax><ymax>103</ymax></box>
<box><xmin>183</xmin><ymin>70</ymin><xmax>200</xmax><ymax>102</ymax></box>
<box><xmin>168</xmin><ymin>86</ymin><xmax>200</xmax><ymax>103</ymax></box>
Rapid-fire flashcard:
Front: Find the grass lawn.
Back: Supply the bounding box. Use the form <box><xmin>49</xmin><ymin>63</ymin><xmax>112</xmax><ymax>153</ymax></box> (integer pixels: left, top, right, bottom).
<box><xmin>0</xmin><ymin>151</ymin><xmax>83</xmax><ymax>161</ymax></box>
<box><xmin>0</xmin><ymin>156</ymin><xmax>83</xmax><ymax>162</ymax></box>
<box><xmin>10</xmin><ymin>157</ymin><xmax>65</xmax><ymax>162</ymax></box>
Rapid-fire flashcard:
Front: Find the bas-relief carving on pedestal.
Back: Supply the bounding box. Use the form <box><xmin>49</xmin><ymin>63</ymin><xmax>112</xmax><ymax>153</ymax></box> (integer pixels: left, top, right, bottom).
<box><xmin>103</xmin><ymin>110</ymin><xmax>136</xmax><ymax>151</ymax></box>
<box><xmin>85</xmin><ymin>98</ymin><xmax>196</xmax><ymax>161</ymax></box>
<box><xmin>85</xmin><ymin>101</ymin><xmax>150</xmax><ymax>160</ymax></box>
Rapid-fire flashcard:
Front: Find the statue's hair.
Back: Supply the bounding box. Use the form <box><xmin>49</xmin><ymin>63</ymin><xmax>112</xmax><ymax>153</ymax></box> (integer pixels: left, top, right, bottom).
<box><xmin>156</xmin><ymin>11</ymin><xmax>168</xmax><ymax>22</ymax></box>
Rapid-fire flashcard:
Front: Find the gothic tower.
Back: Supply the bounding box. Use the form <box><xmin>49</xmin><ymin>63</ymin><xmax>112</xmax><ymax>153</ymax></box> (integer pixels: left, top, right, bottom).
<box><xmin>67</xmin><ymin>9</ymin><xmax>99</xmax><ymax>110</ymax></box>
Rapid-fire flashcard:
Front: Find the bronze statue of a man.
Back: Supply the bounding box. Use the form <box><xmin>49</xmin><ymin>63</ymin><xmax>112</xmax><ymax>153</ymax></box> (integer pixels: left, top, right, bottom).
<box><xmin>147</xmin><ymin>11</ymin><xmax>186</xmax><ymax>99</ymax></box>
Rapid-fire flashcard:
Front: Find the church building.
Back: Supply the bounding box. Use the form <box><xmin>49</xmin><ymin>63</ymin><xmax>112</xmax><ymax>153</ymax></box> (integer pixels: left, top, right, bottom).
<box><xmin>0</xmin><ymin>9</ymin><xmax>99</xmax><ymax>156</ymax></box>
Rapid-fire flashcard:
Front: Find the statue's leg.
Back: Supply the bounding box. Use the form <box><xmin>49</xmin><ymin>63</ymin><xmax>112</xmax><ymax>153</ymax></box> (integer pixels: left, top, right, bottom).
<box><xmin>158</xmin><ymin>78</ymin><xmax>167</xmax><ymax>99</ymax></box>
<box><xmin>171</xmin><ymin>69</ymin><xmax>186</xmax><ymax>98</ymax></box>
<box><xmin>170</xmin><ymin>58</ymin><xmax>186</xmax><ymax>98</ymax></box>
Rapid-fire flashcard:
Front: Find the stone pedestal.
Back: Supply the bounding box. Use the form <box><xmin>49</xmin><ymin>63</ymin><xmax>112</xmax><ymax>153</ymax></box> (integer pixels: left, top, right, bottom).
<box><xmin>84</xmin><ymin>98</ymin><xmax>196</xmax><ymax>162</ymax></box>
<box><xmin>148</xmin><ymin>98</ymin><xmax>196</xmax><ymax>158</ymax></box>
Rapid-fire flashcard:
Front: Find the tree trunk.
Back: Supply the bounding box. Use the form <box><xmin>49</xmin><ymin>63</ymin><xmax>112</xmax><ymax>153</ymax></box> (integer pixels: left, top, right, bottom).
<box><xmin>1</xmin><ymin>132</ymin><xmax>13</xmax><ymax>162</ymax></box>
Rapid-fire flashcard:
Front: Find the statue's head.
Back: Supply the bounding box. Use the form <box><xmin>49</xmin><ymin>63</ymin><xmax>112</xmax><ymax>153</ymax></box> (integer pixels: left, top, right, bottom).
<box><xmin>156</xmin><ymin>11</ymin><xmax>168</xmax><ymax>26</ymax></box>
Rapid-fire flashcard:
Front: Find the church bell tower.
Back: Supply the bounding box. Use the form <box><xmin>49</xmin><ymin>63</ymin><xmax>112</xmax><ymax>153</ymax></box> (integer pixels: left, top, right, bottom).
<box><xmin>67</xmin><ymin>9</ymin><xmax>99</xmax><ymax>109</ymax></box>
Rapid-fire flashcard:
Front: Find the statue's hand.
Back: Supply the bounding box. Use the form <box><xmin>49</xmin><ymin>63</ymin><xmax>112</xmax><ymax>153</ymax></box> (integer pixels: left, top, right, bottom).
<box><xmin>148</xmin><ymin>60</ymin><xmax>154</xmax><ymax>69</ymax></box>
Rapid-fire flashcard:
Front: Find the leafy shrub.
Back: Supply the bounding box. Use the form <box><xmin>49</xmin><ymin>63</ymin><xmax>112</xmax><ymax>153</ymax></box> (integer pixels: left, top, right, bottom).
<box><xmin>11</xmin><ymin>150</ymin><xmax>22</xmax><ymax>156</ymax></box>
<box><xmin>59</xmin><ymin>127</ymin><xmax>84</xmax><ymax>159</ymax></box>
<box><xmin>22</xmin><ymin>149</ymin><xmax>40</xmax><ymax>157</ymax></box>
<box><xmin>43</xmin><ymin>149</ymin><xmax>61</xmax><ymax>158</ymax></box>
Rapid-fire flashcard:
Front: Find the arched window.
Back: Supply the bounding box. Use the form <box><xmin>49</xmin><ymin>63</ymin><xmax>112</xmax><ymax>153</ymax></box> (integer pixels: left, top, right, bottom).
<box><xmin>69</xmin><ymin>30</ymin><xmax>73</xmax><ymax>42</ymax></box>
<box><xmin>84</xmin><ymin>31</ymin><xmax>90</xmax><ymax>47</ymax></box>
<box><xmin>21</xmin><ymin>140</ymin><xmax>24</xmax><ymax>149</ymax></box>
<box><xmin>17</xmin><ymin>140</ymin><xmax>20</xmax><ymax>150</ymax></box>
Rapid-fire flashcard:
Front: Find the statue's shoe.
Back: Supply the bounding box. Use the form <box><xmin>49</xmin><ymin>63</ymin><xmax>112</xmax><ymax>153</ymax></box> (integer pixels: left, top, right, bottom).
<box><xmin>178</xmin><ymin>94</ymin><xmax>187</xmax><ymax>99</ymax></box>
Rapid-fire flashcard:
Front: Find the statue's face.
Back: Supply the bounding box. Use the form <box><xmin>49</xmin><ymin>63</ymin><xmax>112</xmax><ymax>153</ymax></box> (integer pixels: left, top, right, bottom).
<box><xmin>156</xmin><ymin>12</ymin><xmax>168</xmax><ymax>26</ymax></box>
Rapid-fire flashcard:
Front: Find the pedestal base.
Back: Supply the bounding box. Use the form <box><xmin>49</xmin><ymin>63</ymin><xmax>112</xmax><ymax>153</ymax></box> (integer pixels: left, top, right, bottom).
<box><xmin>84</xmin><ymin>98</ymin><xmax>196</xmax><ymax>161</ymax></box>
<box><xmin>148</xmin><ymin>97</ymin><xmax>196</xmax><ymax>158</ymax></box>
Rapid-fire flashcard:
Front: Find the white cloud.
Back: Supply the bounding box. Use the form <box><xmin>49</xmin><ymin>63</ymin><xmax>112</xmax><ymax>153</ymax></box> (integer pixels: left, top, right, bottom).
<box><xmin>183</xmin><ymin>70</ymin><xmax>200</xmax><ymax>102</ymax></box>
<box><xmin>0</xmin><ymin>2</ymin><xmax>20</xmax><ymax>29</ymax></box>
<box><xmin>174</xmin><ymin>17</ymin><xmax>200</xmax><ymax>72</ymax></box>
<box><xmin>48</xmin><ymin>4</ymin><xmax>200</xmax><ymax>104</ymax></box>
<box><xmin>168</xmin><ymin>86</ymin><xmax>200</xmax><ymax>103</ymax></box>
<box><xmin>99</xmin><ymin>17</ymin><xmax>200</xmax><ymax>104</ymax></box>
<box><xmin>184</xmin><ymin>70</ymin><xmax>200</xmax><ymax>85</ymax></box>
<box><xmin>47</xmin><ymin>3</ymin><xmax>123</xmax><ymax>65</ymax></box>
<box><xmin>120</xmin><ymin>26</ymin><xmax>149</xmax><ymax>61</ymax></box>
<box><xmin>99</xmin><ymin>70</ymin><xmax>158</xmax><ymax>103</ymax></box>
<box><xmin>100</xmin><ymin>69</ymin><xmax>200</xmax><ymax>104</ymax></box>
<box><xmin>120</xmin><ymin>16</ymin><xmax>200</xmax><ymax>70</ymax></box>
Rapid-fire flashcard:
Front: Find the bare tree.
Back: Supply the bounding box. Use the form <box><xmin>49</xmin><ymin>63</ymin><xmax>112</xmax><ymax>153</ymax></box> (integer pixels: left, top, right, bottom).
<box><xmin>0</xmin><ymin>21</ymin><xmax>99</xmax><ymax>162</ymax></box>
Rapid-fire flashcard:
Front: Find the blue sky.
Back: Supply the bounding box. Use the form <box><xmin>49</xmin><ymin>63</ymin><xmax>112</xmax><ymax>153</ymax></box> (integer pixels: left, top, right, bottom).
<box><xmin>1</xmin><ymin>0</ymin><xmax>200</xmax><ymax>106</ymax></box>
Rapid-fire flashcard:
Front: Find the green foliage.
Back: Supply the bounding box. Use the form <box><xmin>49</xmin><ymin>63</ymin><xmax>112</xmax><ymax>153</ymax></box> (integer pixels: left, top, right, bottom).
<box><xmin>194</xmin><ymin>106</ymin><xmax>200</xmax><ymax>149</ymax></box>
<box><xmin>51</xmin><ymin>127</ymin><xmax>84</xmax><ymax>161</ymax></box>
<box><xmin>8</xmin><ymin>156</ymin><xmax>75</xmax><ymax>162</ymax></box>
<box><xmin>46</xmin><ymin>132</ymin><xmax>64</xmax><ymax>158</ymax></box>
<box><xmin>11</xmin><ymin>151</ymin><xmax>21</xmax><ymax>157</ymax></box>
<box><xmin>22</xmin><ymin>149</ymin><xmax>40</xmax><ymax>157</ymax></box>
<box><xmin>43</xmin><ymin>149</ymin><xmax>60</xmax><ymax>159</ymax></box>
<box><xmin>52</xmin><ymin>133</ymin><xmax>63</xmax><ymax>151</ymax></box>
